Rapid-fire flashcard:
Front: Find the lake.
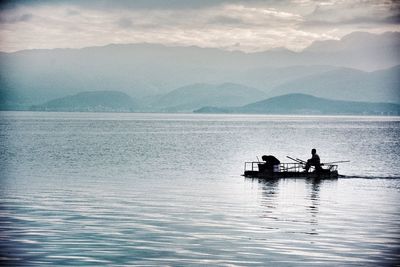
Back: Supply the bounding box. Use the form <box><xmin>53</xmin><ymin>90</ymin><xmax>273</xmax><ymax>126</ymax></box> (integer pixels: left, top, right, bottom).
<box><xmin>1</xmin><ymin>111</ymin><xmax>399</xmax><ymax>266</ymax></box>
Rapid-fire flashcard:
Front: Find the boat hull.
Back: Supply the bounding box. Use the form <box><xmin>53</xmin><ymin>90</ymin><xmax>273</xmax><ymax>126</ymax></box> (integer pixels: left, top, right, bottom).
<box><xmin>244</xmin><ymin>170</ymin><xmax>338</xmax><ymax>179</ymax></box>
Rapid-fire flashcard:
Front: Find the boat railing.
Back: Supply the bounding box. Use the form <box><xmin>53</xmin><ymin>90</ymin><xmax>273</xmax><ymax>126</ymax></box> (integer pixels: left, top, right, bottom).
<box><xmin>244</xmin><ymin>162</ymin><xmax>338</xmax><ymax>173</ymax></box>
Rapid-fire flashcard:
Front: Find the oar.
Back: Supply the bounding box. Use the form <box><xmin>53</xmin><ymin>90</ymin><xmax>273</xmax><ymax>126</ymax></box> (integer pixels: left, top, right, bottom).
<box><xmin>322</xmin><ymin>160</ymin><xmax>350</xmax><ymax>164</ymax></box>
<box><xmin>287</xmin><ymin>156</ymin><xmax>299</xmax><ymax>162</ymax></box>
<box><xmin>296</xmin><ymin>158</ymin><xmax>306</xmax><ymax>163</ymax></box>
<box><xmin>287</xmin><ymin>156</ymin><xmax>304</xmax><ymax>163</ymax></box>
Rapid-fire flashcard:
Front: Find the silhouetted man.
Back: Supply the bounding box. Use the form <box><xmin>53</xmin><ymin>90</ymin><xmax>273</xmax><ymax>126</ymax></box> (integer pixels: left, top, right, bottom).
<box><xmin>305</xmin><ymin>149</ymin><xmax>322</xmax><ymax>172</ymax></box>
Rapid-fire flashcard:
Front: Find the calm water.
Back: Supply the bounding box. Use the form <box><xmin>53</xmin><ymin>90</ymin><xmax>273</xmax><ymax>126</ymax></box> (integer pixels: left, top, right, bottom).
<box><xmin>1</xmin><ymin>112</ymin><xmax>399</xmax><ymax>266</ymax></box>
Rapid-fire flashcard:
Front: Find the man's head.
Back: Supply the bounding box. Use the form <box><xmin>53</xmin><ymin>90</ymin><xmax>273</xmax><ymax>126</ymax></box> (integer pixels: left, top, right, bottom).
<box><xmin>311</xmin><ymin>148</ymin><xmax>316</xmax><ymax>155</ymax></box>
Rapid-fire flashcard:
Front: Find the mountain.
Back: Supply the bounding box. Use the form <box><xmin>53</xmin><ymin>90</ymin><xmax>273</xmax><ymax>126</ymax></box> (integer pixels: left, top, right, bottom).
<box><xmin>194</xmin><ymin>94</ymin><xmax>400</xmax><ymax>115</ymax></box>
<box><xmin>230</xmin><ymin>65</ymin><xmax>339</xmax><ymax>90</ymax></box>
<box><xmin>146</xmin><ymin>83</ymin><xmax>267</xmax><ymax>112</ymax></box>
<box><xmin>30</xmin><ymin>91</ymin><xmax>136</xmax><ymax>112</ymax></box>
<box><xmin>300</xmin><ymin>31</ymin><xmax>400</xmax><ymax>71</ymax></box>
<box><xmin>304</xmin><ymin>32</ymin><xmax>399</xmax><ymax>53</ymax></box>
<box><xmin>0</xmin><ymin>31</ymin><xmax>398</xmax><ymax>110</ymax></box>
<box><xmin>267</xmin><ymin>65</ymin><xmax>400</xmax><ymax>103</ymax></box>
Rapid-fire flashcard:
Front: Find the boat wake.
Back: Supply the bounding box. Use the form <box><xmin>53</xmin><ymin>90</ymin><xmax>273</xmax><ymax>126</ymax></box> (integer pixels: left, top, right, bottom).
<box><xmin>339</xmin><ymin>175</ymin><xmax>400</xmax><ymax>179</ymax></box>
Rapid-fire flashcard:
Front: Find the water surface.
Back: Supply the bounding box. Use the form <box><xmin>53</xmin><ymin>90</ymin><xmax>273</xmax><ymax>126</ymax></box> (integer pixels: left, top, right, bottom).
<box><xmin>1</xmin><ymin>112</ymin><xmax>399</xmax><ymax>266</ymax></box>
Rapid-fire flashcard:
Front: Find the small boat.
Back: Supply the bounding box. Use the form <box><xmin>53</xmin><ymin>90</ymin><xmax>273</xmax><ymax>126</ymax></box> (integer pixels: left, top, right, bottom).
<box><xmin>243</xmin><ymin>161</ymin><xmax>339</xmax><ymax>179</ymax></box>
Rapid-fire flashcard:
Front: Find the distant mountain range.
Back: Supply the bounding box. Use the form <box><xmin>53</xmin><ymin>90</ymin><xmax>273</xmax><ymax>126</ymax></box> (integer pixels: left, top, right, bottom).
<box><xmin>0</xmin><ymin>31</ymin><xmax>399</xmax><ymax>111</ymax></box>
<box><xmin>195</xmin><ymin>94</ymin><xmax>400</xmax><ymax>115</ymax></box>
<box><xmin>28</xmin><ymin>90</ymin><xmax>400</xmax><ymax>116</ymax></box>
<box><xmin>268</xmin><ymin>65</ymin><xmax>400</xmax><ymax>103</ymax></box>
<box><xmin>143</xmin><ymin>83</ymin><xmax>267</xmax><ymax>112</ymax></box>
<box><xmin>31</xmin><ymin>91</ymin><xmax>136</xmax><ymax>112</ymax></box>
<box><xmin>28</xmin><ymin>84</ymin><xmax>266</xmax><ymax>112</ymax></box>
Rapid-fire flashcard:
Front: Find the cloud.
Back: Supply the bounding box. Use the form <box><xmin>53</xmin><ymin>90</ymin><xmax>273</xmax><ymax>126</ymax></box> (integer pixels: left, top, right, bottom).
<box><xmin>0</xmin><ymin>0</ymin><xmax>398</xmax><ymax>52</ymax></box>
<box><xmin>303</xmin><ymin>0</ymin><xmax>400</xmax><ymax>26</ymax></box>
<box><xmin>66</xmin><ymin>9</ymin><xmax>80</xmax><ymax>16</ymax></box>
<box><xmin>208</xmin><ymin>16</ymin><xmax>246</xmax><ymax>26</ymax></box>
<box><xmin>384</xmin><ymin>14</ymin><xmax>400</xmax><ymax>24</ymax></box>
<box><xmin>117</xmin><ymin>17</ymin><xmax>133</xmax><ymax>28</ymax></box>
<box><xmin>0</xmin><ymin>12</ymin><xmax>33</xmax><ymax>24</ymax></box>
<box><xmin>18</xmin><ymin>13</ymin><xmax>32</xmax><ymax>21</ymax></box>
<box><xmin>0</xmin><ymin>0</ymin><xmax>279</xmax><ymax>11</ymax></box>
<box><xmin>208</xmin><ymin>4</ymin><xmax>303</xmax><ymax>27</ymax></box>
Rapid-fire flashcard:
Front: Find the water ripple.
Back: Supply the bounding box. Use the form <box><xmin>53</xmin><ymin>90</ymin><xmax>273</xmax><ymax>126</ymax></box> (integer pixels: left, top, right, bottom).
<box><xmin>1</xmin><ymin>112</ymin><xmax>400</xmax><ymax>266</ymax></box>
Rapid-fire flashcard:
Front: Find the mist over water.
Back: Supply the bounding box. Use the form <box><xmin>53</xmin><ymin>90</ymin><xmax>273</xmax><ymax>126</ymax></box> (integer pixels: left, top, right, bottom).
<box><xmin>1</xmin><ymin>112</ymin><xmax>399</xmax><ymax>266</ymax></box>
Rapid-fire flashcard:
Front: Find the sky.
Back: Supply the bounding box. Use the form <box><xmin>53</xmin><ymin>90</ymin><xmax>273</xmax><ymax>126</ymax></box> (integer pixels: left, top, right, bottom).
<box><xmin>0</xmin><ymin>0</ymin><xmax>399</xmax><ymax>52</ymax></box>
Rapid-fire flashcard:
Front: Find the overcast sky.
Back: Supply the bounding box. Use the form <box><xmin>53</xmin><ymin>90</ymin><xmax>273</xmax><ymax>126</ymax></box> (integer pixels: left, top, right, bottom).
<box><xmin>0</xmin><ymin>0</ymin><xmax>399</xmax><ymax>52</ymax></box>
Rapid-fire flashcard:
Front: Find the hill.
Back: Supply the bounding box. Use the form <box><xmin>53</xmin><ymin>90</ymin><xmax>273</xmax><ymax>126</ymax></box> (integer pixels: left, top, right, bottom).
<box><xmin>299</xmin><ymin>31</ymin><xmax>400</xmax><ymax>70</ymax></box>
<box><xmin>267</xmin><ymin>65</ymin><xmax>400</xmax><ymax>103</ymax></box>
<box><xmin>194</xmin><ymin>94</ymin><xmax>400</xmax><ymax>115</ymax></box>
<box><xmin>30</xmin><ymin>91</ymin><xmax>136</xmax><ymax>112</ymax></box>
<box><xmin>146</xmin><ymin>83</ymin><xmax>267</xmax><ymax>112</ymax></box>
<box><xmin>0</xmin><ymin>31</ymin><xmax>398</xmax><ymax>110</ymax></box>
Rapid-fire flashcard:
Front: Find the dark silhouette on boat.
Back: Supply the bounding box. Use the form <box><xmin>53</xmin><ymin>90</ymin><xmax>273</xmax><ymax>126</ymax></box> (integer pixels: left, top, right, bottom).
<box><xmin>243</xmin><ymin>153</ymin><xmax>348</xmax><ymax>179</ymax></box>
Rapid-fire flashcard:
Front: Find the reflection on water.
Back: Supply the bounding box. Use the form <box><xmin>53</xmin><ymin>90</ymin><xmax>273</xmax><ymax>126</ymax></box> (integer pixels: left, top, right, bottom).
<box><xmin>251</xmin><ymin>177</ymin><xmax>400</xmax><ymax>266</ymax></box>
<box><xmin>1</xmin><ymin>112</ymin><xmax>400</xmax><ymax>266</ymax></box>
<box><xmin>307</xmin><ymin>179</ymin><xmax>321</xmax><ymax>235</ymax></box>
<box><xmin>257</xmin><ymin>178</ymin><xmax>324</xmax><ymax>236</ymax></box>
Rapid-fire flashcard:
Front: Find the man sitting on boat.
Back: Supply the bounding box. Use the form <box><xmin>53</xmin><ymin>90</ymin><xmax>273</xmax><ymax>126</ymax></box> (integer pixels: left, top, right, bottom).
<box><xmin>305</xmin><ymin>148</ymin><xmax>322</xmax><ymax>172</ymax></box>
<box><xmin>259</xmin><ymin>155</ymin><xmax>280</xmax><ymax>173</ymax></box>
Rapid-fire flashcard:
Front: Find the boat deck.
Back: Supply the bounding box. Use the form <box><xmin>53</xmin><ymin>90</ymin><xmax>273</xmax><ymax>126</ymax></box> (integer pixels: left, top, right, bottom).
<box><xmin>243</xmin><ymin>162</ymin><xmax>339</xmax><ymax>179</ymax></box>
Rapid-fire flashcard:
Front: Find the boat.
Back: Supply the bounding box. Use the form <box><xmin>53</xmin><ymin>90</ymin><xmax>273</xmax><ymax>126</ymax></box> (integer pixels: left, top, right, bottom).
<box><xmin>243</xmin><ymin>161</ymin><xmax>339</xmax><ymax>179</ymax></box>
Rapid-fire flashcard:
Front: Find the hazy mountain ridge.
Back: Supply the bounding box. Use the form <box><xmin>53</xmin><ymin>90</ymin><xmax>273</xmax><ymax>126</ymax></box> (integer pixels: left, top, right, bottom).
<box><xmin>299</xmin><ymin>31</ymin><xmax>400</xmax><ymax>70</ymax></box>
<box><xmin>146</xmin><ymin>83</ymin><xmax>267</xmax><ymax>112</ymax></box>
<box><xmin>28</xmin><ymin>83</ymin><xmax>267</xmax><ymax>113</ymax></box>
<box><xmin>31</xmin><ymin>91</ymin><xmax>136</xmax><ymax>112</ymax></box>
<box><xmin>0</xmin><ymin>31</ymin><xmax>399</xmax><ymax>111</ymax></box>
<box><xmin>304</xmin><ymin>32</ymin><xmax>400</xmax><ymax>53</ymax></box>
<box><xmin>25</xmin><ymin>89</ymin><xmax>400</xmax><ymax>115</ymax></box>
<box><xmin>195</xmin><ymin>94</ymin><xmax>400</xmax><ymax>115</ymax></box>
<box><xmin>268</xmin><ymin>65</ymin><xmax>400</xmax><ymax>103</ymax></box>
